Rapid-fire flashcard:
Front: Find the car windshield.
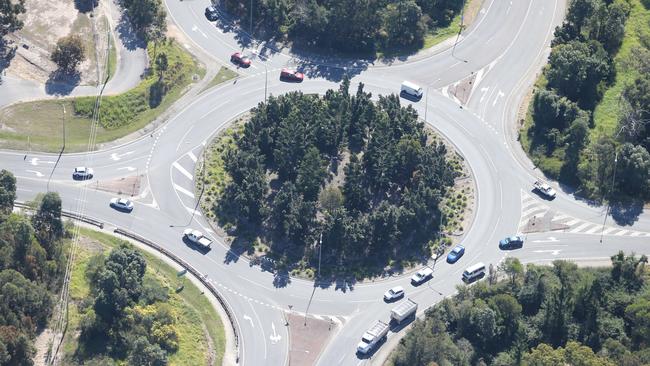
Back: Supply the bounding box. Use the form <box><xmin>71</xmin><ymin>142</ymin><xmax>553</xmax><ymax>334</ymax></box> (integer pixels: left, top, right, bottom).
<box><xmin>453</xmin><ymin>247</ymin><xmax>461</xmax><ymax>254</ymax></box>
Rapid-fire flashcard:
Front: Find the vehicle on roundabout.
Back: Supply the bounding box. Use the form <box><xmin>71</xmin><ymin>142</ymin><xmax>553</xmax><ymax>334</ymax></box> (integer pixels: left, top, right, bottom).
<box><xmin>446</xmin><ymin>245</ymin><xmax>465</xmax><ymax>263</ymax></box>
<box><xmin>109</xmin><ymin>198</ymin><xmax>134</xmax><ymax>212</ymax></box>
<box><xmin>183</xmin><ymin>229</ymin><xmax>213</xmax><ymax>250</ymax></box>
<box><xmin>230</xmin><ymin>52</ymin><xmax>252</xmax><ymax>67</ymax></box>
<box><xmin>205</xmin><ymin>5</ymin><xmax>219</xmax><ymax>21</ymax></box>
<box><xmin>383</xmin><ymin>286</ymin><xmax>405</xmax><ymax>302</ymax></box>
<box><xmin>499</xmin><ymin>235</ymin><xmax>524</xmax><ymax>250</ymax></box>
<box><xmin>533</xmin><ymin>180</ymin><xmax>557</xmax><ymax>199</ymax></box>
<box><xmin>72</xmin><ymin>167</ymin><xmax>93</xmax><ymax>180</ymax></box>
<box><xmin>411</xmin><ymin>267</ymin><xmax>433</xmax><ymax>285</ymax></box>
<box><xmin>280</xmin><ymin>68</ymin><xmax>304</xmax><ymax>82</ymax></box>
<box><xmin>400</xmin><ymin>80</ymin><xmax>423</xmax><ymax>99</ymax></box>
<box><xmin>462</xmin><ymin>262</ymin><xmax>486</xmax><ymax>283</ymax></box>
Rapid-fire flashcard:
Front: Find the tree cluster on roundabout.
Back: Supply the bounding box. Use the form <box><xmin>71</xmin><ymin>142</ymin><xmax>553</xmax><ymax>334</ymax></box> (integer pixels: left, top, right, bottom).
<box><xmin>220</xmin><ymin>0</ymin><xmax>463</xmax><ymax>52</ymax></box>
<box><xmin>389</xmin><ymin>254</ymin><xmax>650</xmax><ymax>366</ymax></box>
<box><xmin>215</xmin><ymin>79</ymin><xmax>457</xmax><ymax>278</ymax></box>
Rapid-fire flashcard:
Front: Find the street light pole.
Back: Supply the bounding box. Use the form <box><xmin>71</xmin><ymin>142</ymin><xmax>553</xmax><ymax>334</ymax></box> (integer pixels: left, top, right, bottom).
<box><xmin>317</xmin><ymin>232</ymin><xmax>322</xmax><ymax>277</ymax></box>
<box><xmin>424</xmin><ymin>85</ymin><xmax>430</xmax><ymax>122</ymax></box>
<box><xmin>599</xmin><ymin>125</ymin><xmax>626</xmax><ymax>244</ymax></box>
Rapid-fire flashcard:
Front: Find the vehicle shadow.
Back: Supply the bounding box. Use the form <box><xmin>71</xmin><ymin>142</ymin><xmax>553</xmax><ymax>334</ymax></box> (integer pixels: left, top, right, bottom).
<box><xmin>389</xmin><ymin>316</ymin><xmax>416</xmax><ymax>332</ymax></box>
<box><xmin>181</xmin><ymin>236</ymin><xmax>212</xmax><ymax>254</ymax></box>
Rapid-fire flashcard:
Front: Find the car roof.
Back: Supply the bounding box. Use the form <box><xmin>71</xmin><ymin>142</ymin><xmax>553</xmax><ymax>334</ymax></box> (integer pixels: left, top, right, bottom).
<box><xmin>118</xmin><ymin>198</ymin><xmax>130</xmax><ymax>204</ymax></box>
<box><xmin>391</xmin><ymin>286</ymin><xmax>404</xmax><ymax>292</ymax></box>
<box><xmin>452</xmin><ymin>246</ymin><xmax>464</xmax><ymax>252</ymax></box>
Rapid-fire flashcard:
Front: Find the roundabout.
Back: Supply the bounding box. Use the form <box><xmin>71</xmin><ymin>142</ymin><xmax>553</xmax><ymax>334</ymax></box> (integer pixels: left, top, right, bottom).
<box><xmin>3</xmin><ymin>0</ymin><xmax>650</xmax><ymax>365</ymax></box>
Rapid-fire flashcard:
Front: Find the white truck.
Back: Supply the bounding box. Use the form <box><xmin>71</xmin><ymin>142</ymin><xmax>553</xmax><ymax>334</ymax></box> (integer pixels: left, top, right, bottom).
<box><xmin>357</xmin><ymin>320</ymin><xmax>390</xmax><ymax>354</ymax></box>
<box><xmin>183</xmin><ymin>229</ymin><xmax>212</xmax><ymax>249</ymax></box>
<box><xmin>400</xmin><ymin>81</ymin><xmax>423</xmax><ymax>99</ymax></box>
<box><xmin>390</xmin><ymin>298</ymin><xmax>418</xmax><ymax>324</ymax></box>
<box><xmin>533</xmin><ymin>180</ymin><xmax>557</xmax><ymax>199</ymax></box>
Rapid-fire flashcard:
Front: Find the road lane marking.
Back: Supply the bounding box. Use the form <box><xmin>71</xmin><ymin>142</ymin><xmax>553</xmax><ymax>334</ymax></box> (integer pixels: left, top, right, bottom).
<box><xmin>615</xmin><ymin>230</ymin><xmax>628</xmax><ymax>236</ymax></box>
<box><xmin>564</xmin><ymin>218</ymin><xmax>581</xmax><ymax>226</ymax></box>
<box><xmin>187</xmin><ymin>151</ymin><xmax>197</xmax><ymax>162</ymax></box>
<box><xmin>601</xmin><ymin>227</ymin><xmax>617</xmax><ymax>235</ymax></box>
<box><xmin>522</xmin><ymin>207</ymin><xmax>546</xmax><ymax>218</ymax></box>
<box><xmin>584</xmin><ymin>226</ymin><xmax>602</xmax><ymax>234</ymax></box>
<box><xmin>243</xmin><ymin>315</ymin><xmax>255</xmax><ymax>328</ymax></box>
<box><xmin>26</xmin><ymin>170</ymin><xmax>44</xmax><ymax>177</ymax></box>
<box><xmin>172</xmin><ymin>161</ymin><xmax>194</xmax><ymax>181</ymax></box>
<box><xmin>185</xmin><ymin>207</ymin><xmax>202</xmax><ymax>216</ymax></box>
<box><xmin>269</xmin><ymin>322</ymin><xmax>281</xmax><ymax>343</ymax></box>
<box><xmin>173</xmin><ymin>183</ymin><xmax>195</xmax><ymax>198</ymax></box>
<box><xmin>569</xmin><ymin>222</ymin><xmax>592</xmax><ymax>233</ymax></box>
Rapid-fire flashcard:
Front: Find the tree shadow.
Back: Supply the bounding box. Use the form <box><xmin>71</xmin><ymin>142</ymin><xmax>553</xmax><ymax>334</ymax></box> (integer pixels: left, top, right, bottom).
<box><xmin>0</xmin><ymin>39</ymin><xmax>17</xmax><ymax>84</ymax></box>
<box><xmin>45</xmin><ymin>70</ymin><xmax>81</xmax><ymax>95</ymax></box>
<box><xmin>610</xmin><ymin>198</ymin><xmax>644</xmax><ymax>226</ymax></box>
<box><xmin>74</xmin><ymin>0</ymin><xmax>98</xmax><ymax>13</ymax></box>
<box><xmin>116</xmin><ymin>13</ymin><xmax>146</xmax><ymax>51</ymax></box>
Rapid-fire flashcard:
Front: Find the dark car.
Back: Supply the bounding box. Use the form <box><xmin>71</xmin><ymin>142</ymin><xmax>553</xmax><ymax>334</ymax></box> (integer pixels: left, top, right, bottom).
<box><xmin>205</xmin><ymin>5</ymin><xmax>218</xmax><ymax>21</ymax></box>
<box><xmin>230</xmin><ymin>52</ymin><xmax>252</xmax><ymax>67</ymax></box>
<box><xmin>72</xmin><ymin>167</ymin><xmax>93</xmax><ymax>180</ymax></box>
<box><xmin>446</xmin><ymin>245</ymin><xmax>465</xmax><ymax>263</ymax></box>
<box><xmin>280</xmin><ymin>68</ymin><xmax>304</xmax><ymax>82</ymax></box>
<box><xmin>499</xmin><ymin>235</ymin><xmax>524</xmax><ymax>249</ymax></box>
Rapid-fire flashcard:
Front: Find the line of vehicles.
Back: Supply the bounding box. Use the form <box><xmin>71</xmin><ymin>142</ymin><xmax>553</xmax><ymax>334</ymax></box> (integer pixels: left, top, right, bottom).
<box><xmin>357</xmin><ymin>298</ymin><xmax>418</xmax><ymax>354</ymax></box>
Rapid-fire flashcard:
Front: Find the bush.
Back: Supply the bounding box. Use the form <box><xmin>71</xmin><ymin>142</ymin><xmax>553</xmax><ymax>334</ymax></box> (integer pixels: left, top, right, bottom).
<box><xmin>51</xmin><ymin>35</ymin><xmax>86</xmax><ymax>73</ymax></box>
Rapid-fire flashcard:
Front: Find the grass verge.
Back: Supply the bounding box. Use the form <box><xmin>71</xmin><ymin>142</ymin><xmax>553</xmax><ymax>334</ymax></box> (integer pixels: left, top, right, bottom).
<box><xmin>61</xmin><ymin>227</ymin><xmax>225</xmax><ymax>365</ymax></box>
<box><xmin>0</xmin><ymin>39</ymin><xmax>205</xmax><ymax>152</ymax></box>
<box><xmin>199</xmin><ymin>67</ymin><xmax>238</xmax><ymax>95</ymax></box>
<box><xmin>591</xmin><ymin>0</ymin><xmax>650</xmax><ymax>139</ymax></box>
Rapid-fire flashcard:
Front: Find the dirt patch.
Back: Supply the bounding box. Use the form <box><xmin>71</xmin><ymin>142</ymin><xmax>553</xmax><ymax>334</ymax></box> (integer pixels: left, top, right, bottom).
<box><xmin>287</xmin><ymin>313</ymin><xmax>339</xmax><ymax>366</ymax></box>
<box><xmin>463</xmin><ymin>0</ymin><xmax>485</xmax><ymax>27</ymax></box>
<box><xmin>4</xmin><ymin>0</ymin><xmax>110</xmax><ymax>85</ymax></box>
<box><xmin>94</xmin><ymin>174</ymin><xmax>142</xmax><ymax>196</ymax></box>
<box><xmin>448</xmin><ymin>72</ymin><xmax>477</xmax><ymax>105</ymax></box>
<box><xmin>32</xmin><ymin>328</ymin><xmax>53</xmax><ymax>366</ymax></box>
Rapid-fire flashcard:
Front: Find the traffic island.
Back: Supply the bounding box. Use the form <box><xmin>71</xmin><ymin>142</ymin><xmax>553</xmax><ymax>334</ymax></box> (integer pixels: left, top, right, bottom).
<box><xmin>287</xmin><ymin>313</ymin><xmax>340</xmax><ymax>366</ymax></box>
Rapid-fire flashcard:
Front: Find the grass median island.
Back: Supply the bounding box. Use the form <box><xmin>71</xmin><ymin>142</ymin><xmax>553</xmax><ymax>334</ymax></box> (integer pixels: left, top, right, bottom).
<box><xmin>0</xmin><ymin>39</ymin><xmax>216</xmax><ymax>152</ymax></box>
<box><xmin>61</xmin><ymin>228</ymin><xmax>226</xmax><ymax>365</ymax></box>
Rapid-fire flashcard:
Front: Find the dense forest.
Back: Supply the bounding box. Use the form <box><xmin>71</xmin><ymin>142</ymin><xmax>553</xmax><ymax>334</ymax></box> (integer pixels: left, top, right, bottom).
<box><xmin>525</xmin><ymin>0</ymin><xmax>650</xmax><ymax>201</ymax></box>
<box><xmin>390</xmin><ymin>254</ymin><xmax>650</xmax><ymax>366</ymax></box>
<box><xmin>74</xmin><ymin>245</ymin><xmax>180</xmax><ymax>365</ymax></box>
<box><xmin>216</xmin><ymin>79</ymin><xmax>456</xmax><ymax>276</ymax></box>
<box><xmin>221</xmin><ymin>0</ymin><xmax>464</xmax><ymax>52</ymax></box>
<box><xmin>0</xmin><ymin>170</ymin><xmax>67</xmax><ymax>365</ymax></box>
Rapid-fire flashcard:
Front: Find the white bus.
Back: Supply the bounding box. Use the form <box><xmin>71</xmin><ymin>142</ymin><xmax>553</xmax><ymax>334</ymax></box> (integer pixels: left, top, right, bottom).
<box><xmin>462</xmin><ymin>262</ymin><xmax>486</xmax><ymax>282</ymax></box>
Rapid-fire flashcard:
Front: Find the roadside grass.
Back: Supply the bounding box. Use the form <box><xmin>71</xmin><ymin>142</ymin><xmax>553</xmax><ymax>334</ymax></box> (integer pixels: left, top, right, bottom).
<box><xmin>199</xmin><ymin>67</ymin><xmax>238</xmax><ymax>94</ymax></box>
<box><xmin>591</xmin><ymin>0</ymin><xmax>650</xmax><ymax>139</ymax></box>
<box><xmin>423</xmin><ymin>13</ymin><xmax>462</xmax><ymax>49</ymax></box>
<box><xmin>60</xmin><ymin>228</ymin><xmax>225</xmax><ymax>365</ymax></box>
<box><xmin>69</xmin><ymin>13</ymin><xmax>98</xmax><ymax>85</ymax></box>
<box><xmin>0</xmin><ymin>39</ymin><xmax>205</xmax><ymax>152</ymax></box>
<box><xmin>106</xmin><ymin>18</ymin><xmax>117</xmax><ymax>82</ymax></box>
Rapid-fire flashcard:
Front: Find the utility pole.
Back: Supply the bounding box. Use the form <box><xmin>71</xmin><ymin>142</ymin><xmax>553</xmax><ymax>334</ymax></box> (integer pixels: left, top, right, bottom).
<box><xmin>317</xmin><ymin>232</ymin><xmax>323</xmax><ymax>277</ymax></box>
<box><xmin>250</xmin><ymin>0</ymin><xmax>253</xmax><ymax>40</ymax></box>
<box><xmin>264</xmin><ymin>62</ymin><xmax>268</xmax><ymax>102</ymax></box>
<box><xmin>599</xmin><ymin>125</ymin><xmax>626</xmax><ymax>244</ymax></box>
<box><xmin>61</xmin><ymin>103</ymin><xmax>66</xmax><ymax>151</ymax></box>
<box><xmin>424</xmin><ymin>85</ymin><xmax>430</xmax><ymax>122</ymax></box>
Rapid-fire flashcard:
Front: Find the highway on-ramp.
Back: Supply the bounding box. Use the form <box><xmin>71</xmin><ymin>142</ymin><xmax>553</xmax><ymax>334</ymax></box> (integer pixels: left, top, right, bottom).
<box><xmin>3</xmin><ymin>0</ymin><xmax>650</xmax><ymax>365</ymax></box>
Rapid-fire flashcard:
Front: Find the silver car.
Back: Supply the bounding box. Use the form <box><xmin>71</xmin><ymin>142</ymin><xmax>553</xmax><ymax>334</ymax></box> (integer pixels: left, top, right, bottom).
<box><xmin>110</xmin><ymin>198</ymin><xmax>134</xmax><ymax>212</ymax></box>
<box><xmin>73</xmin><ymin>167</ymin><xmax>93</xmax><ymax>180</ymax></box>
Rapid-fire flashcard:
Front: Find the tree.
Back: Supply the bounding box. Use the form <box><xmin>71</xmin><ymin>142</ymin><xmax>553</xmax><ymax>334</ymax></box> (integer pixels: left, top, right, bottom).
<box><xmin>499</xmin><ymin>257</ymin><xmax>524</xmax><ymax>287</ymax></box>
<box><xmin>0</xmin><ymin>169</ymin><xmax>16</xmax><ymax>219</ymax></box>
<box><xmin>0</xmin><ymin>0</ymin><xmax>26</xmax><ymax>38</ymax></box>
<box><xmin>51</xmin><ymin>35</ymin><xmax>86</xmax><ymax>73</ymax></box>
<box><xmin>155</xmin><ymin>52</ymin><xmax>168</xmax><ymax>79</ymax></box>
<box><xmin>545</xmin><ymin>40</ymin><xmax>612</xmax><ymax>108</ymax></box>
<box><xmin>319</xmin><ymin>186</ymin><xmax>343</xmax><ymax>213</ymax></box>
<box><xmin>523</xmin><ymin>343</ymin><xmax>566</xmax><ymax>366</ymax></box>
<box><xmin>381</xmin><ymin>0</ymin><xmax>426</xmax><ymax>49</ymax></box>
<box><xmin>31</xmin><ymin>192</ymin><xmax>63</xmax><ymax>258</ymax></box>
<box><xmin>122</xmin><ymin>0</ymin><xmax>167</xmax><ymax>42</ymax></box>
<box><xmin>615</xmin><ymin>143</ymin><xmax>650</xmax><ymax>198</ymax></box>
<box><xmin>128</xmin><ymin>336</ymin><xmax>167</xmax><ymax>366</ymax></box>
<box><xmin>296</xmin><ymin>146</ymin><xmax>327</xmax><ymax>201</ymax></box>
<box><xmin>588</xmin><ymin>0</ymin><xmax>629</xmax><ymax>53</ymax></box>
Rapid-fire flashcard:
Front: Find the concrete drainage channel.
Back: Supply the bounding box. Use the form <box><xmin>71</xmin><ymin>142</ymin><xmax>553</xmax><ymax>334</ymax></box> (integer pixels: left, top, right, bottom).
<box><xmin>14</xmin><ymin>201</ymin><xmax>242</xmax><ymax>364</ymax></box>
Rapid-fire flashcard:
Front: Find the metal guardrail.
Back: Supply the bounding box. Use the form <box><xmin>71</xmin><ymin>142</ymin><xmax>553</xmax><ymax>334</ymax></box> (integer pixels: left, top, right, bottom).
<box><xmin>113</xmin><ymin>228</ymin><xmax>240</xmax><ymax>363</ymax></box>
<box><xmin>14</xmin><ymin>201</ymin><xmax>240</xmax><ymax>363</ymax></box>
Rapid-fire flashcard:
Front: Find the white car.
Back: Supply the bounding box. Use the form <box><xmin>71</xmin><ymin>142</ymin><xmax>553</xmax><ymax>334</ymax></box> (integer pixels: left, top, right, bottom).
<box><xmin>110</xmin><ymin>198</ymin><xmax>134</xmax><ymax>212</ymax></box>
<box><xmin>411</xmin><ymin>267</ymin><xmax>434</xmax><ymax>285</ymax></box>
<box><xmin>533</xmin><ymin>180</ymin><xmax>557</xmax><ymax>199</ymax></box>
<box><xmin>72</xmin><ymin>166</ymin><xmax>93</xmax><ymax>180</ymax></box>
<box><xmin>383</xmin><ymin>286</ymin><xmax>405</xmax><ymax>301</ymax></box>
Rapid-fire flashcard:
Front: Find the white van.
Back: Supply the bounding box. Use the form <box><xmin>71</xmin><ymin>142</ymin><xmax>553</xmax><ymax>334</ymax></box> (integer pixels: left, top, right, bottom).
<box><xmin>400</xmin><ymin>81</ymin><xmax>423</xmax><ymax>99</ymax></box>
<box><xmin>462</xmin><ymin>262</ymin><xmax>486</xmax><ymax>282</ymax></box>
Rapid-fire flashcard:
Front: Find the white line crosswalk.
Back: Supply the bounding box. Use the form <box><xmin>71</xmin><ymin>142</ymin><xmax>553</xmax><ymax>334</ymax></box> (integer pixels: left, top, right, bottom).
<box><xmin>519</xmin><ymin>190</ymin><xmax>650</xmax><ymax>238</ymax></box>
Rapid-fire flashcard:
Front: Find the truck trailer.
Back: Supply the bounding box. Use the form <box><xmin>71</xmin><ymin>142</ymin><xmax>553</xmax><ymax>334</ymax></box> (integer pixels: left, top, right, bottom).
<box><xmin>390</xmin><ymin>298</ymin><xmax>418</xmax><ymax>324</ymax></box>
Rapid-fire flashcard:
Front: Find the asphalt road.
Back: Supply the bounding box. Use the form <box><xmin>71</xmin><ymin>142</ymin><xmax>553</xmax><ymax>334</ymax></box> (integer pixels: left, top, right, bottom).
<box><xmin>2</xmin><ymin>0</ymin><xmax>650</xmax><ymax>365</ymax></box>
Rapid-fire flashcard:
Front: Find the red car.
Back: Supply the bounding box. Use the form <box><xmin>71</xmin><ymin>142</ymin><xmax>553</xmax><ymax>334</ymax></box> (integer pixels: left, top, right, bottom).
<box><xmin>230</xmin><ymin>52</ymin><xmax>251</xmax><ymax>67</ymax></box>
<box><xmin>280</xmin><ymin>68</ymin><xmax>304</xmax><ymax>82</ymax></box>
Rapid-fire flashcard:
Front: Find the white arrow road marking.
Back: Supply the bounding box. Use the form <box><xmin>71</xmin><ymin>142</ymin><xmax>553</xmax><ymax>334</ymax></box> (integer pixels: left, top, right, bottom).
<box><xmin>30</xmin><ymin>158</ymin><xmax>55</xmax><ymax>166</ymax></box>
<box><xmin>269</xmin><ymin>322</ymin><xmax>281</xmax><ymax>343</ymax></box>
<box><xmin>492</xmin><ymin>90</ymin><xmax>505</xmax><ymax>106</ymax></box>
<box><xmin>533</xmin><ymin>249</ymin><xmax>561</xmax><ymax>256</ymax></box>
<box><xmin>110</xmin><ymin>151</ymin><xmax>134</xmax><ymax>161</ymax></box>
<box><xmin>243</xmin><ymin>315</ymin><xmax>254</xmax><ymax>328</ymax></box>
<box><xmin>117</xmin><ymin>166</ymin><xmax>136</xmax><ymax>172</ymax></box>
<box><xmin>30</xmin><ymin>158</ymin><xmax>38</xmax><ymax>166</ymax></box>
<box><xmin>26</xmin><ymin>170</ymin><xmax>44</xmax><ymax>177</ymax></box>
<box><xmin>531</xmin><ymin>237</ymin><xmax>558</xmax><ymax>243</ymax></box>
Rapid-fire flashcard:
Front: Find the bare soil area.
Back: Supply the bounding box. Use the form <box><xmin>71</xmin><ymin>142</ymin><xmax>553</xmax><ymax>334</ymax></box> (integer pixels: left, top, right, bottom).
<box><xmin>3</xmin><ymin>0</ymin><xmax>111</xmax><ymax>86</ymax></box>
<box><xmin>287</xmin><ymin>313</ymin><xmax>340</xmax><ymax>366</ymax></box>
